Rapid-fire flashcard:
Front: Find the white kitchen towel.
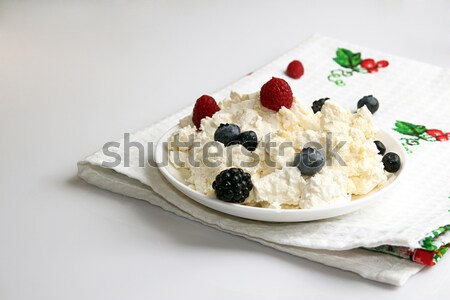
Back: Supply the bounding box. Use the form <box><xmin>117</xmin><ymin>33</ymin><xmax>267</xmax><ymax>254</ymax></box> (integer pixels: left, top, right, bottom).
<box><xmin>78</xmin><ymin>35</ymin><xmax>450</xmax><ymax>286</ymax></box>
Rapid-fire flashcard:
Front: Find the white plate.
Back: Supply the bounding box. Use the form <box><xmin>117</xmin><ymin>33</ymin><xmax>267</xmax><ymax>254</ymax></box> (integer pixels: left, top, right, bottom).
<box><xmin>155</xmin><ymin>125</ymin><xmax>405</xmax><ymax>222</ymax></box>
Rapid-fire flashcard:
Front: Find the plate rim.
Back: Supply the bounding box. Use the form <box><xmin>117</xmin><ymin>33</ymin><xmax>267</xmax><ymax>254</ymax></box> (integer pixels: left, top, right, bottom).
<box><xmin>154</xmin><ymin>124</ymin><xmax>406</xmax><ymax>222</ymax></box>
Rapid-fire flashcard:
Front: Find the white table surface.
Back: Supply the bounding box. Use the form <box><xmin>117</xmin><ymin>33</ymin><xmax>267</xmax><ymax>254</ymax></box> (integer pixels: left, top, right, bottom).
<box><xmin>1</xmin><ymin>1</ymin><xmax>449</xmax><ymax>299</ymax></box>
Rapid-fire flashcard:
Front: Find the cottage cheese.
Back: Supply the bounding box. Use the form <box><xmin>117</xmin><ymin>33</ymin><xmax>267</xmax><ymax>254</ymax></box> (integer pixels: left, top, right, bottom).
<box><xmin>169</xmin><ymin>91</ymin><xmax>387</xmax><ymax>209</ymax></box>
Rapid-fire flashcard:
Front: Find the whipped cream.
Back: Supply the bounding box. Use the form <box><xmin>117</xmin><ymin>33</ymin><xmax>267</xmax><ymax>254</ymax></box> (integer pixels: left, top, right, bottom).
<box><xmin>169</xmin><ymin>91</ymin><xmax>387</xmax><ymax>209</ymax></box>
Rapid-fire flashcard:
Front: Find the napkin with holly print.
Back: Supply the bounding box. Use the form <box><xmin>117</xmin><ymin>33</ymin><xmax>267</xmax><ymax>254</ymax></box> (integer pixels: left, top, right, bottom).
<box><xmin>78</xmin><ymin>35</ymin><xmax>450</xmax><ymax>286</ymax></box>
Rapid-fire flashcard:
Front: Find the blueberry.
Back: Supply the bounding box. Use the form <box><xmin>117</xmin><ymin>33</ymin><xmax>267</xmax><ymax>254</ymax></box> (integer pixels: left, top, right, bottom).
<box><xmin>238</xmin><ymin>131</ymin><xmax>258</xmax><ymax>151</ymax></box>
<box><xmin>374</xmin><ymin>140</ymin><xmax>386</xmax><ymax>155</ymax></box>
<box><xmin>357</xmin><ymin>95</ymin><xmax>379</xmax><ymax>114</ymax></box>
<box><xmin>214</xmin><ymin>123</ymin><xmax>240</xmax><ymax>146</ymax></box>
<box><xmin>311</xmin><ymin>98</ymin><xmax>329</xmax><ymax>114</ymax></box>
<box><xmin>382</xmin><ymin>152</ymin><xmax>401</xmax><ymax>173</ymax></box>
<box><xmin>295</xmin><ymin>147</ymin><xmax>325</xmax><ymax>176</ymax></box>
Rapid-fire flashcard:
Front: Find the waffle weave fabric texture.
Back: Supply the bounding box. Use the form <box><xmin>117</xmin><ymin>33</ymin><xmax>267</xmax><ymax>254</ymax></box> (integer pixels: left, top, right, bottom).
<box><xmin>78</xmin><ymin>35</ymin><xmax>450</xmax><ymax>286</ymax></box>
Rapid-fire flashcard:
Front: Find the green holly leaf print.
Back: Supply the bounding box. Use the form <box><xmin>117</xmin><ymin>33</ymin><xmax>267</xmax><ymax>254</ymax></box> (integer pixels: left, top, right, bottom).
<box><xmin>421</xmin><ymin>236</ymin><xmax>437</xmax><ymax>251</ymax></box>
<box><xmin>333</xmin><ymin>48</ymin><xmax>362</xmax><ymax>69</ymax></box>
<box><xmin>350</xmin><ymin>52</ymin><xmax>361</xmax><ymax>67</ymax></box>
<box><xmin>394</xmin><ymin>121</ymin><xmax>428</xmax><ymax>136</ymax></box>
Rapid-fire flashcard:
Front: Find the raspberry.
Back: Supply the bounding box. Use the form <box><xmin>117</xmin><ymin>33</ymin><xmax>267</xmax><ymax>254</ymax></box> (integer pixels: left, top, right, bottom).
<box><xmin>212</xmin><ymin>168</ymin><xmax>253</xmax><ymax>203</ymax></box>
<box><xmin>192</xmin><ymin>95</ymin><xmax>220</xmax><ymax>129</ymax></box>
<box><xmin>286</xmin><ymin>60</ymin><xmax>304</xmax><ymax>79</ymax></box>
<box><xmin>260</xmin><ymin>77</ymin><xmax>293</xmax><ymax>111</ymax></box>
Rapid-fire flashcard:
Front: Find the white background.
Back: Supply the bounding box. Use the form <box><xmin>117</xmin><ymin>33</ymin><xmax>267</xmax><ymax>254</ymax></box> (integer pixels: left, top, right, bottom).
<box><xmin>1</xmin><ymin>1</ymin><xmax>449</xmax><ymax>299</ymax></box>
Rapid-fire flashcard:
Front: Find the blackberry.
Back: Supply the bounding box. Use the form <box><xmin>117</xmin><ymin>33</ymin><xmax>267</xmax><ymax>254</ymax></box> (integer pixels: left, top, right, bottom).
<box><xmin>374</xmin><ymin>140</ymin><xmax>386</xmax><ymax>155</ymax></box>
<box><xmin>382</xmin><ymin>152</ymin><xmax>401</xmax><ymax>173</ymax></box>
<box><xmin>238</xmin><ymin>131</ymin><xmax>258</xmax><ymax>151</ymax></box>
<box><xmin>212</xmin><ymin>168</ymin><xmax>253</xmax><ymax>203</ymax></box>
<box><xmin>214</xmin><ymin>123</ymin><xmax>240</xmax><ymax>146</ymax></box>
<box><xmin>311</xmin><ymin>98</ymin><xmax>329</xmax><ymax>113</ymax></box>
<box><xmin>357</xmin><ymin>95</ymin><xmax>379</xmax><ymax>114</ymax></box>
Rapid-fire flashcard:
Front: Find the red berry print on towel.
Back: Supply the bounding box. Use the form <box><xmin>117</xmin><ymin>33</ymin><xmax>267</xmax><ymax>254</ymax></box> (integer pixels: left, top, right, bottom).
<box><xmin>327</xmin><ymin>48</ymin><xmax>389</xmax><ymax>87</ymax></box>
<box><xmin>393</xmin><ymin>120</ymin><xmax>448</xmax><ymax>153</ymax></box>
<box><xmin>360</xmin><ymin>59</ymin><xmax>389</xmax><ymax>73</ymax></box>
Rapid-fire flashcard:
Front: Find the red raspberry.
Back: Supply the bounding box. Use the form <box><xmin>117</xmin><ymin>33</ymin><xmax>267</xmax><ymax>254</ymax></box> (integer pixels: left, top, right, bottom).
<box><xmin>286</xmin><ymin>60</ymin><xmax>304</xmax><ymax>79</ymax></box>
<box><xmin>260</xmin><ymin>77</ymin><xmax>293</xmax><ymax>111</ymax></box>
<box><xmin>192</xmin><ymin>95</ymin><xmax>220</xmax><ymax>129</ymax></box>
